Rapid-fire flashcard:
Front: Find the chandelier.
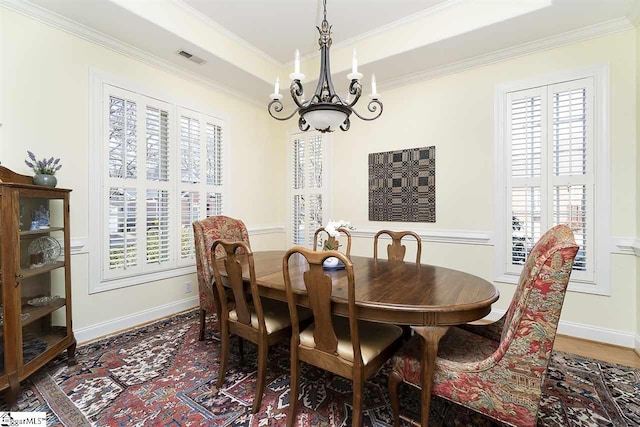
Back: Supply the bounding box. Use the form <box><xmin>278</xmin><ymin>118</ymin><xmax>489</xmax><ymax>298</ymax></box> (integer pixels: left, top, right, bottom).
<box><xmin>267</xmin><ymin>0</ymin><xmax>383</xmax><ymax>133</ymax></box>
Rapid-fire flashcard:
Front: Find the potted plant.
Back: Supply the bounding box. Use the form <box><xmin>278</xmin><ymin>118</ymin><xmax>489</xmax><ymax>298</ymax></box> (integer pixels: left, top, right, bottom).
<box><xmin>24</xmin><ymin>151</ymin><xmax>62</xmax><ymax>187</ymax></box>
<box><xmin>322</xmin><ymin>220</ymin><xmax>354</xmax><ymax>268</ymax></box>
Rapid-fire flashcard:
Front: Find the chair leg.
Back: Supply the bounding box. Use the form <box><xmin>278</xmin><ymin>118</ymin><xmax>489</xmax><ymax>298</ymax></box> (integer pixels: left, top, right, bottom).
<box><xmin>388</xmin><ymin>370</ymin><xmax>403</xmax><ymax>427</ymax></box>
<box><xmin>198</xmin><ymin>308</ymin><xmax>206</xmax><ymax>341</ymax></box>
<box><xmin>252</xmin><ymin>341</ymin><xmax>268</xmax><ymax>413</ymax></box>
<box><xmin>217</xmin><ymin>322</ymin><xmax>230</xmax><ymax>389</ymax></box>
<box><xmin>352</xmin><ymin>373</ymin><xmax>364</xmax><ymax>427</ymax></box>
<box><xmin>287</xmin><ymin>349</ymin><xmax>300</xmax><ymax>427</ymax></box>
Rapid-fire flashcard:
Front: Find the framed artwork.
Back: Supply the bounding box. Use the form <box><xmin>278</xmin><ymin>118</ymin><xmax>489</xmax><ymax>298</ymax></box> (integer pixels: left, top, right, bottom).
<box><xmin>368</xmin><ymin>146</ymin><xmax>435</xmax><ymax>222</ymax></box>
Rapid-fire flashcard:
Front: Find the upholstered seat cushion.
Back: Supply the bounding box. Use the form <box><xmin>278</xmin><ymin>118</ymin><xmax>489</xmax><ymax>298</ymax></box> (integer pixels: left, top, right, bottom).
<box><xmin>229</xmin><ymin>298</ymin><xmax>312</xmax><ymax>334</ymax></box>
<box><xmin>392</xmin><ymin>326</ymin><xmax>500</xmax><ymax>387</ymax></box>
<box><xmin>300</xmin><ymin>316</ymin><xmax>403</xmax><ymax>364</ymax></box>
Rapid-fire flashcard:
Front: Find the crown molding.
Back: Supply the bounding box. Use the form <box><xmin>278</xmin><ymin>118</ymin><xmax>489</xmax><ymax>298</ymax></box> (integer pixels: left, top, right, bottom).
<box><xmin>331</xmin><ymin>0</ymin><xmax>463</xmax><ymax>54</ymax></box>
<box><xmin>627</xmin><ymin>1</ymin><xmax>640</xmax><ymax>27</ymax></box>
<box><xmin>168</xmin><ymin>0</ymin><xmax>283</xmax><ymax>67</ymax></box>
<box><xmin>380</xmin><ymin>17</ymin><xmax>634</xmax><ymax>92</ymax></box>
<box><xmin>0</xmin><ymin>0</ymin><xmax>264</xmax><ymax>108</ymax></box>
<box><xmin>295</xmin><ymin>0</ymin><xmax>463</xmax><ymax>64</ymax></box>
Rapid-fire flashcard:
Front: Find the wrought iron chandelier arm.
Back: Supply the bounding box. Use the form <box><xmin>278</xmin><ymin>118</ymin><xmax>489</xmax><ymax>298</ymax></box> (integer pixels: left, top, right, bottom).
<box><xmin>268</xmin><ymin>99</ymin><xmax>300</xmax><ymax>121</ymax></box>
<box><xmin>290</xmin><ymin>80</ymin><xmax>306</xmax><ymax>108</ymax></box>
<box><xmin>350</xmin><ymin>98</ymin><xmax>383</xmax><ymax>121</ymax></box>
<box><xmin>344</xmin><ymin>79</ymin><xmax>362</xmax><ymax>108</ymax></box>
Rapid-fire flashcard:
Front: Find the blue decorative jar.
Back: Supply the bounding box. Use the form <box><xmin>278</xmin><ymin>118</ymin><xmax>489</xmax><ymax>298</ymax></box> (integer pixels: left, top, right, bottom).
<box><xmin>32</xmin><ymin>174</ymin><xmax>57</xmax><ymax>187</ymax></box>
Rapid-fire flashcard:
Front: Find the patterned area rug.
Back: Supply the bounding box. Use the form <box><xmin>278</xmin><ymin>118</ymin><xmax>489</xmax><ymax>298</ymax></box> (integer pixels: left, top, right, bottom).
<box><xmin>2</xmin><ymin>310</ymin><xmax>639</xmax><ymax>426</ymax></box>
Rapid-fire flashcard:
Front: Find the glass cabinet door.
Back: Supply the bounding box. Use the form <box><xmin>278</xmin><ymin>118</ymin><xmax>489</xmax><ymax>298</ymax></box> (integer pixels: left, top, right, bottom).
<box><xmin>0</xmin><ymin>192</ymin><xmax>4</xmax><ymax>378</ymax></box>
<box><xmin>17</xmin><ymin>195</ymin><xmax>68</xmax><ymax>367</ymax></box>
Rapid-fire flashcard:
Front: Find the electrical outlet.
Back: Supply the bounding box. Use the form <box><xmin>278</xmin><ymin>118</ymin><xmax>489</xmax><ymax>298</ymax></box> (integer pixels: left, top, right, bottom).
<box><xmin>184</xmin><ymin>282</ymin><xmax>192</xmax><ymax>294</ymax></box>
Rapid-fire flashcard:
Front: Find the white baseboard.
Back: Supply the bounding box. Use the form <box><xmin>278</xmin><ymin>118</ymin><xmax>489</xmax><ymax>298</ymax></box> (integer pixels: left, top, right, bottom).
<box><xmin>74</xmin><ymin>296</ymin><xmax>199</xmax><ymax>344</ymax></box>
<box><xmin>635</xmin><ymin>335</ymin><xmax>640</xmax><ymax>357</ymax></box>
<box><xmin>486</xmin><ymin>308</ymin><xmax>636</xmax><ymax>348</ymax></box>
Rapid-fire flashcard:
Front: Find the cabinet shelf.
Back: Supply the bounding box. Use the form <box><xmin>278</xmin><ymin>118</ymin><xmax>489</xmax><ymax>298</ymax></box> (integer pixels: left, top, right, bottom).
<box><xmin>19</xmin><ymin>227</ymin><xmax>64</xmax><ymax>236</ymax></box>
<box><xmin>22</xmin><ymin>298</ymin><xmax>66</xmax><ymax>327</ymax></box>
<box><xmin>0</xmin><ymin>169</ymin><xmax>76</xmax><ymax>408</ymax></box>
<box><xmin>20</xmin><ymin>261</ymin><xmax>65</xmax><ymax>279</ymax></box>
<box><xmin>0</xmin><ymin>299</ymin><xmax>66</xmax><ymax>339</ymax></box>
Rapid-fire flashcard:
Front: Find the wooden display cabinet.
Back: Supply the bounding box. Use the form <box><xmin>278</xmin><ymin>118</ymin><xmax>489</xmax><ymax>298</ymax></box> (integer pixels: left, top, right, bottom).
<box><xmin>0</xmin><ymin>166</ymin><xmax>76</xmax><ymax>407</ymax></box>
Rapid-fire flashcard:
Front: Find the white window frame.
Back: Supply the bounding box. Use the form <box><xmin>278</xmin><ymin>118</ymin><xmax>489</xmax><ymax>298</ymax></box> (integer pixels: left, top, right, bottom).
<box><xmin>88</xmin><ymin>69</ymin><xmax>230</xmax><ymax>293</ymax></box>
<box><xmin>494</xmin><ymin>64</ymin><xmax>610</xmax><ymax>295</ymax></box>
<box><xmin>286</xmin><ymin>130</ymin><xmax>333</xmax><ymax>248</ymax></box>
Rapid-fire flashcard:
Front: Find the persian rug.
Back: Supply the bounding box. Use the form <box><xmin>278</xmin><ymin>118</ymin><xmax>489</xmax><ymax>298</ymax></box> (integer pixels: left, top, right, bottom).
<box><xmin>1</xmin><ymin>310</ymin><xmax>639</xmax><ymax>426</ymax></box>
<box><xmin>368</xmin><ymin>147</ymin><xmax>436</xmax><ymax>223</ymax></box>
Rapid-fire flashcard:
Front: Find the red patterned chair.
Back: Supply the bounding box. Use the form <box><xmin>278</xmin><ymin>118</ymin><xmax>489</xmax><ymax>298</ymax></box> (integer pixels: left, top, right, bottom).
<box><xmin>388</xmin><ymin>224</ymin><xmax>579</xmax><ymax>427</ymax></box>
<box><xmin>193</xmin><ymin>216</ymin><xmax>250</xmax><ymax>341</ymax></box>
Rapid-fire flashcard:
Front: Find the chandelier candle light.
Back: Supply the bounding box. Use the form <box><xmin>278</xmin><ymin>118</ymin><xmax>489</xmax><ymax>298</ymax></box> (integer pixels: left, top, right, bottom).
<box><xmin>268</xmin><ymin>0</ymin><xmax>383</xmax><ymax>133</ymax></box>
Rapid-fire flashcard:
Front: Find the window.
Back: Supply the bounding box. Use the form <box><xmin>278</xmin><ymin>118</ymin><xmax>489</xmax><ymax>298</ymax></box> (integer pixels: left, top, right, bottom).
<box><xmin>288</xmin><ymin>131</ymin><xmax>330</xmax><ymax>247</ymax></box>
<box><xmin>90</xmin><ymin>77</ymin><xmax>226</xmax><ymax>292</ymax></box>
<box><xmin>496</xmin><ymin>66</ymin><xmax>609</xmax><ymax>295</ymax></box>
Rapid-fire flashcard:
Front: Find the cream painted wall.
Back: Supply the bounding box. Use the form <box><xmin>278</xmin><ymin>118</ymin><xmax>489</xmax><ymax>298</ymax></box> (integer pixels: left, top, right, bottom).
<box><xmin>0</xmin><ymin>7</ymin><xmax>286</xmax><ymax>334</ymax></box>
<box><xmin>331</xmin><ymin>30</ymin><xmax>638</xmax><ymax>336</ymax></box>
<box><xmin>636</xmin><ymin>25</ymin><xmax>640</xmax><ymax>351</ymax></box>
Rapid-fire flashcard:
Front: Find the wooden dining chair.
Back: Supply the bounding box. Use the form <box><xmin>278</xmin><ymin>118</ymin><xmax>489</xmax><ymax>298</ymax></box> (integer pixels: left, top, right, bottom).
<box><xmin>313</xmin><ymin>226</ymin><xmax>352</xmax><ymax>257</ymax></box>
<box><xmin>283</xmin><ymin>247</ymin><xmax>403</xmax><ymax>426</ymax></box>
<box><xmin>211</xmin><ymin>239</ymin><xmax>312</xmax><ymax>413</ymax></box>
<box><xmin>373</xmin><ymin>230</ymin><xmax>422</xmax><ymax>263</ymax></box>
<box><xmin>193</xmin><ymin>215</ymin><xmax>250</xmax><ymax>341</ymax></box>
<box><xmin>388</xmin><ymin>225</ymin><xmax>579</xmax><ymax>427</ymax></box>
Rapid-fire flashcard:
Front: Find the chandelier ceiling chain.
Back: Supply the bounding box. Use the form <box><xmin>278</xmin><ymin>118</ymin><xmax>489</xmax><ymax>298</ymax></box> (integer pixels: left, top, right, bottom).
<box><xmin>267</xmin><ymin>0</ymin><xmax>383</xmax><ymax>133</ymax></box>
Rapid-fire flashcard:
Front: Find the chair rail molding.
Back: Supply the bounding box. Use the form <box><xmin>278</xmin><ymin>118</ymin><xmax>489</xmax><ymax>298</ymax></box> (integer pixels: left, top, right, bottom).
<box><xmin>612</xmin><ymin>237</ymin><xmax>640</xmax><ymax>256</ymax></box>
<box><xmin>349</xmin><ymin>227</ymin><xmax>492</xmax><ymax>246</ymax></box>
<box><xmin>247</xmin><ymin>225</ymin><xmax>285</xmax><ymax>236</ymax></box>
<box><xmin>67</xmin><ymin>237</ymin><xmax>89</xmax><ymax>255</ymax></box>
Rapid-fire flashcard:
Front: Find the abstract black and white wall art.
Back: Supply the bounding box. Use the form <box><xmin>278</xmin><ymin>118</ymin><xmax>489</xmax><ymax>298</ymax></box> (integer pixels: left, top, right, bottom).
<box><xmin>368</xmin><ymin>146</ymin><xmax>435</xmax><ymax>222</ymax></box>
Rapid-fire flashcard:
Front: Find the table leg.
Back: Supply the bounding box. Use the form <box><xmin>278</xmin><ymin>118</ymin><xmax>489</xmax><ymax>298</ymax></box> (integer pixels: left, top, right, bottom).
<box><xmin>412</xmin><ymin>326</ymin><xmax>449</xmax><ymax>427</ymax></box>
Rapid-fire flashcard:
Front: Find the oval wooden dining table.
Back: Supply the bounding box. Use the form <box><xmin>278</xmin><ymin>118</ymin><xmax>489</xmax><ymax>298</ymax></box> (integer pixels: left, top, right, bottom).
<box><xmin>216</xmin><ymin>250</ymin><xmax>499</xmax><ymax>426</ymax></box>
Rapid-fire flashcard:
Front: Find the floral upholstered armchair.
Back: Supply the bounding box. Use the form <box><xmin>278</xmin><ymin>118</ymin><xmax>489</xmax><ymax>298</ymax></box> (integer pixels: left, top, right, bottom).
<box><xmin>192</xmin><ymin>216</ymin><xmax>250</xmax><ymax>341</ymax></box>
<box><xmin>388</xmin><ymin>224</ymin><xmax>579</xmax><ymax>427</ymax></box>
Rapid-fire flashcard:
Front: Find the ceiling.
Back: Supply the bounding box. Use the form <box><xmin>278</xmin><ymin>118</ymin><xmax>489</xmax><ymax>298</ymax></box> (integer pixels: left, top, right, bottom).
<box><xmin>181</xmin><ymin>0</ymin><xmax>451</xmax><ymax>63</ymax></box>
<box><xmin>14</xmin><ymin>0</ymin><xmax>640</xmax><ymax>104</ymax></box>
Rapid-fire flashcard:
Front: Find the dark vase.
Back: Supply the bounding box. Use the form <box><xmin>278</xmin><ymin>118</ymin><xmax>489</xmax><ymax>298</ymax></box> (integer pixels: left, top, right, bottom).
<box><xmin>32</xmin><ymin>174</ymin><xmax>57</xmax><ymax>187</ymax></box>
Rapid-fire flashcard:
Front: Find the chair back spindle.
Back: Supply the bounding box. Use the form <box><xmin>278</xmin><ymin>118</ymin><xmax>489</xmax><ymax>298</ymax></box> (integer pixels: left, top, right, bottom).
<box><xmin>373</xmin><ymin>230</ymin><xmax>422</xmax><ymax>264</ymax></box>
<box><xmin>313</xmin><ymin>227</ymin><xmax>352</xmax><ymax>258</ymax></box>
<box><xmin>283</xmin><ymin>247</ymin><xmax>362</xmax><ymax>365</ymax></box>
<box><xmin>211</xmin><ymin>240</ymin><xmax>265</xmax><ymax>334</ymax></box>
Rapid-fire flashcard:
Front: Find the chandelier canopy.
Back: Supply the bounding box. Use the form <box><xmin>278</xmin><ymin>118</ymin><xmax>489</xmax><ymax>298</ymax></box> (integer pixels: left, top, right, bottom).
<box><xmin>268</xmin><ymin>0</ymin><xmax>383</xmax><ymax>133</ymax></box>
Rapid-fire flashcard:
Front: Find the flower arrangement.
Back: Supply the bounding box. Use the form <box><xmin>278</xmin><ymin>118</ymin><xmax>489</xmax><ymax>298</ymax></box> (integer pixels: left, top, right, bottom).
<box><xmin>24</xmin><ymin>151</ymin><xmax>62</xmax><ymax>175</ymax></box>
<box><xmin>323</xmin><ymin>220</ymin><xmax>354</xmax><ymax>250</ymax></box>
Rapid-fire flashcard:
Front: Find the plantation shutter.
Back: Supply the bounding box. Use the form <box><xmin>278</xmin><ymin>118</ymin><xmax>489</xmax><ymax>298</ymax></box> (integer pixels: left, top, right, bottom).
<box><xmin>289</xmin><ymin>132</ymin><xmax>327</xmax><ymax>247</ymax></box>
<box><xmin>101</xmin><ymin>84</ymin><xmax>226</xmax><ymax>285</ymax></box>
<box><xmin>205</xmin><ymin>121</ymin><xmax>224</xmax><ymax>216</ymax></box>
<box><xmin>506</xmin><ymin>87</ymin><xmax>546</xmax><ymax>271</ymax></box>
<box><xmin>505</xmin><ymin>78</ymin><xmax>593</xmax><ymax>281</ymax></box>
<box><xmin>105</xmin><ymin>86</ymin><xmax>176</xmax><ymax>278</ymax></box>
<box><xmin>549</xmin><ymin>78</ymin><xmax>593</xmax><ymax>280</ymax></box>
<box><xmin>177</xmin><ymin>108</ymin><xmax>224</xmax><ymax>265</ymax></box>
